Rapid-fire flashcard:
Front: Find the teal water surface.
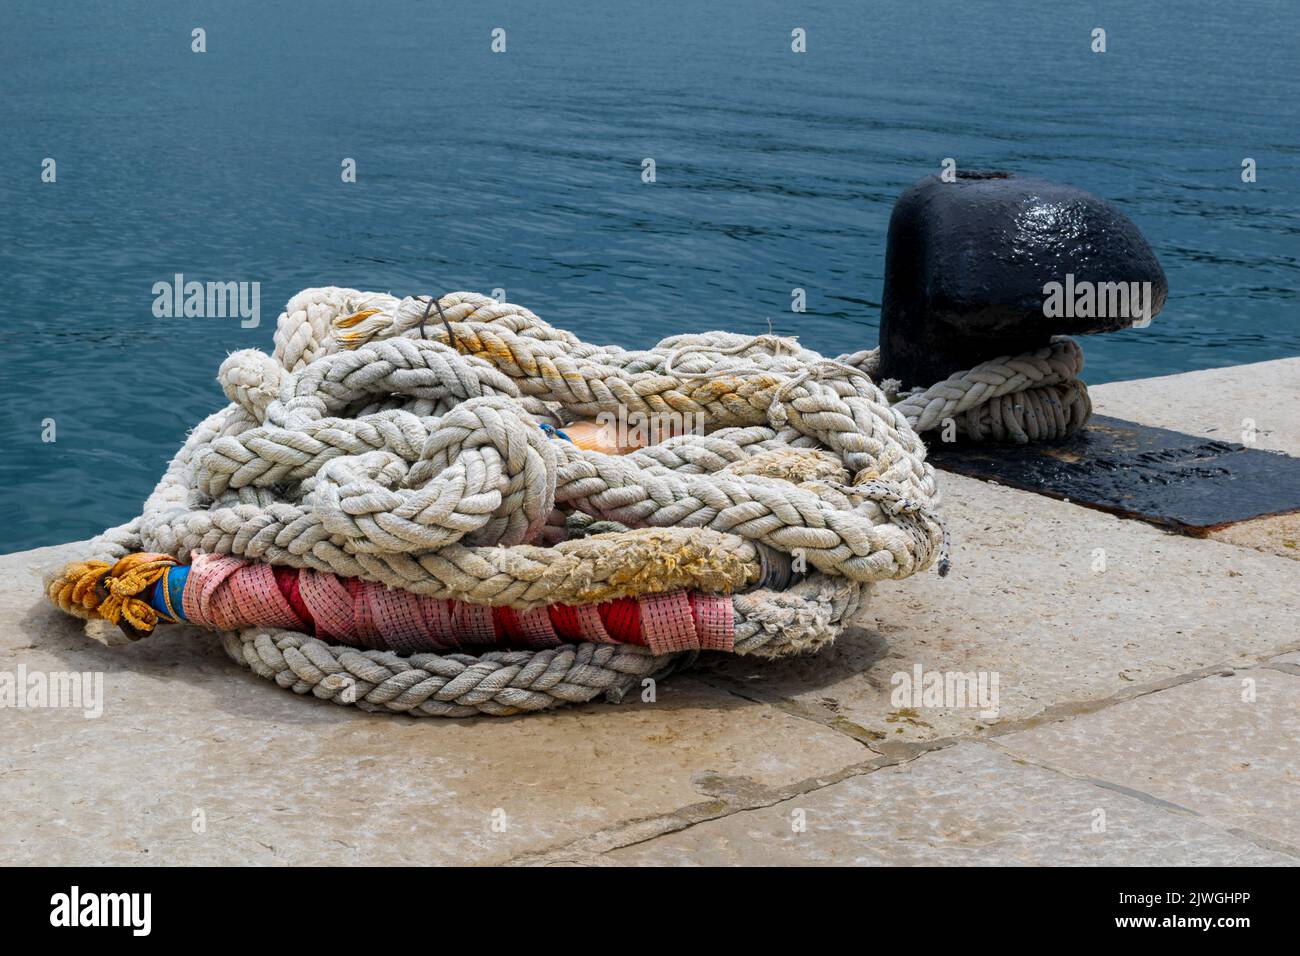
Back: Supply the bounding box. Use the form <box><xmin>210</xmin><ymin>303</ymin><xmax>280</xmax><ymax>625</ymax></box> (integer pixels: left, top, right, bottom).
<box><xmin>1</xmin><ymin>0</ymin><xmax>1297</xmax><ymax>552</ymax></box>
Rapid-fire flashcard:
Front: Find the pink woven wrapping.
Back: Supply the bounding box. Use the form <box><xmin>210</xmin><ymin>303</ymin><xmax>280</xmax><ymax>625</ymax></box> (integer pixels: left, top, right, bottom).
<box><xmin>350</xmin><ymin>582</ymin><xmax>381</xmax><ymax>649</ymax></box>
<box><xmin>230</xmin><ymin>562</ymin><xmax>302</xmax><ymax>629</ymax></box>
<box><xmin>573</xmin><ymin>603</ymin><xmax>614</xmax><ymax>643</ymax></box>
<box><xmin>512</xmin><ymin>607</ymin><xmax>563</xmax><ymax>649</ymax></box>
<box><xmin>176</xmin><ymin>555</ymin><xmax>738</xmax><ymax>655</ymax></box>
<box><xmin>185</xmin><ymin>554</ymin><xmax>303</xmax><ymax>632</ymax></box>
<box><xmin>298</xmin><ymin>570</ymin><xmax>358</xmax><ymax>644</ymax></box>
<box><xmin>182</xmin><ymin>554</ymin><xmax>241</xmax><ymax>628</ymax></box>
<box><xmin>419</xmin><ymin>596</ymin><xmax>457</xmax><ymax>650</ymax></box>
<box><xmin>692</xmin><ymin>594</ymin><xmax>734</xmax><ymax>652</ymax></box>
<box><xmin>639</xmin><ymin>591</ymin><xmax>698</xmax><ymax>654</ymax></box>
<box><xmin>365</xmin><ymin>585</ymin><xmax>427</xmax><ymax>654</ymax></box>
<box><xmin>452</xmin><ymin>602</ymin><xmax>496</xmax><ymax>646</ymax></box>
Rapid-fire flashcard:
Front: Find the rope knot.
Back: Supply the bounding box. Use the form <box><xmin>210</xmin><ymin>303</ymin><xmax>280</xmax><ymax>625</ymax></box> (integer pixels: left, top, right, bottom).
<box><xmin>219</xmin><ymin>349</ymin><xmax>285</xmax><ymax>422</ymax></box>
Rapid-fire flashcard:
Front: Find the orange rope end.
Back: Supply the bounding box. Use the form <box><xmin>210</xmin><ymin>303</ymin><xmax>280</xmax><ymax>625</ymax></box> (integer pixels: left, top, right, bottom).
<box><xmin>47</xmin><ymin>552</ymin><xmax>177</xmax><ymax>639</ymax></box>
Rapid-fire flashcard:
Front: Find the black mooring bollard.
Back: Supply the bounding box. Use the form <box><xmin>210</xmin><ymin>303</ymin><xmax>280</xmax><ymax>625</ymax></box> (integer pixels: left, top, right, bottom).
<box><xmin>878</xmin><ymin>169</ymin><xmax>1168</xmax><ymax>390</ymax></box>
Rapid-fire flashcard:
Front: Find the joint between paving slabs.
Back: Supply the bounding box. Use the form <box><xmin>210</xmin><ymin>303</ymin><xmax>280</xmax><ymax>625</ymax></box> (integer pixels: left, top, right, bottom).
<box><xmin>504</xmin><ymin>746</ymin><xmax>928</xmax><ymax>866</ymax></box>
<box><xmin>688</xmin><ymin>658</ymin><xmax>1282</xmax><ymax>758</ymax></box>
<box><xmin>539</xmin><ymin>662</ymin><xmax>1300</xmax><ymax>864</ymax></box>
<box><xmin>979</xmin><ymin>739</ymin><xmax>1300</xmax><ymax>862</ymax></box>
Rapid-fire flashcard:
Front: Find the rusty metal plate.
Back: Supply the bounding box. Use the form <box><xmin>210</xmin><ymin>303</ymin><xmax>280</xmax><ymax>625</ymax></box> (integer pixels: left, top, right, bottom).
<box><xmin>926</xmin><ymin>415</ymin><xmax>1300</xmax><ymax>534</ymax></box>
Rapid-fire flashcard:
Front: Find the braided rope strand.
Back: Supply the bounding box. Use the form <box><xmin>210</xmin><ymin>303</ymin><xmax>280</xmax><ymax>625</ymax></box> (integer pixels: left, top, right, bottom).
<box><xmin>837</xmin><ymin>337</ymin><xmax>1091</xmax><ymax>443</ymax></box>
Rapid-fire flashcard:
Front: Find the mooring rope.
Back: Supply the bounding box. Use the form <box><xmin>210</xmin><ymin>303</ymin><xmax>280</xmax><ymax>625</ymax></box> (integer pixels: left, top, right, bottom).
<box><xmin>46</xmin><ymin>287</ymin><xmax>1086</xmax><ymax>716</ymax></box>
<box><xmin>836</xmin><ymin>338</ymin><xmax>1091</xmax><ymax>443</ymax></box>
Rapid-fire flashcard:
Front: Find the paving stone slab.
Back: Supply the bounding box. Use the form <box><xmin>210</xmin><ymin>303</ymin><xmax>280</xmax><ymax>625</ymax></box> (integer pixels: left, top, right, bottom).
<box><xmin>697</xmin><ymin>469</ymin><xmax>1300</xmax><ymax>747</ymax></box>
<box><xmin>606</xmin><ymin>743</ymin><xmax>1292</xmax><ymax>866</ymax></box>
<box><xmin>0</xmin><ymin>545</ymin><xmax>866</xmax><ymax>866</ymax></box>
<box><xmin>995</xmin><ymin>670</ymin><xmax>1300</xmax><ymax>851</ymax></box>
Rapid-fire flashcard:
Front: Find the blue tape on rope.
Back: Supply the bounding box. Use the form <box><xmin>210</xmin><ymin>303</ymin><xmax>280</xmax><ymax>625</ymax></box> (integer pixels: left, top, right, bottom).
<box><xmin>148</xmin><ymin>564</ymin><xmax>189</xmax><ymax>622</ymax></box>
<box><xmin>538</xmin><ymin>422</ymin><xmax>573</xmax><ymax>443</ymax></box>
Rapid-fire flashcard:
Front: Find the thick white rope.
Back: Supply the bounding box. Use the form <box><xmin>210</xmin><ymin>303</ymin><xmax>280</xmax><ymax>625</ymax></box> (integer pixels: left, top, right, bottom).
<box><xmin>60</xmin><ymin>287</ymin><xmax>1080</xmax><ymax>715</ymax></box>
<box><xmin>837</xmin><ymin>338</ymin><xmax>1091</xmax><ymax>443</ymax></box>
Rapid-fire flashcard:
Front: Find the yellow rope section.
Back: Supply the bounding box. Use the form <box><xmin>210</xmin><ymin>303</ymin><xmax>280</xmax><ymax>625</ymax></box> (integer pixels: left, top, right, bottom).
<box><xmin>334</xmin><ymin>308</ymin><xmax>383</xmax><ymax>347</ymax></box>
<box><xmin>47</xmin><ymin>552</ymin><xmax>176</xmax><ymax>639</ymax></box>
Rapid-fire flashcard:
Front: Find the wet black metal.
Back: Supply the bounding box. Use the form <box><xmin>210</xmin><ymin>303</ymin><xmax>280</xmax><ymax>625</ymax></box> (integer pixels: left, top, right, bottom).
<box><xmin>877</xmin><ymin>170</ymin><xmax>1168</xmax><ymax>390</ymax></box>
<box><xmin>926</xmin><ymin>415</ymin><xmax>1300</xmax><ymax>533</ymax></box>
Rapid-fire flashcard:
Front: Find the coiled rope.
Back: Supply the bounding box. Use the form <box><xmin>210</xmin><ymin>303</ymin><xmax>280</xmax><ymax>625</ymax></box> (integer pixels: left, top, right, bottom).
<box><xmin>837</xmin><ymin>338</ymin><xmax>1091</xmax><ymax>443</ymax></box>
<box><xmin>46</xmin><ymin>287</ymin><xmax>1086</xmax><ymax>716</ymax></box>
